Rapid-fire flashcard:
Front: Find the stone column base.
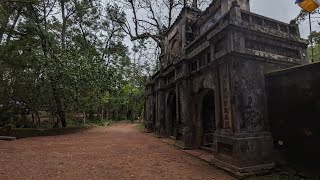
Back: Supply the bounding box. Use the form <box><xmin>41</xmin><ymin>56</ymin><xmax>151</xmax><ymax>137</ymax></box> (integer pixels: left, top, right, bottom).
<box><xmin>212</xmin><ymin>132</ymin><xmax>274</xmax><ymax>176</ymax></box>
<box><xmin>211</xmin><ymin>158</ymin><xmax>274</xmax><ymax>177</ymax></box>
<box><xmin>174</xmin><ymin>140</ymin><xmax>192</xmax><ymax>150</ymax></box>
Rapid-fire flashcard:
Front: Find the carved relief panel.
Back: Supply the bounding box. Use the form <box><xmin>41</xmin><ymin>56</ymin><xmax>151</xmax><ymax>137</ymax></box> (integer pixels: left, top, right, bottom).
<box><xmin>219</xmin><ymin>63</ymin><xmax>232</xmax><ymax>129</ymax></box>
<box><xmin>245</xmin><ymin>39</ymin><xmax>301</xmax><ymax>59</ymax></box>
<box><xmin>169</xmin><ymin>33</ymin><xmax>182</xmax><ymax>62</ymax></box>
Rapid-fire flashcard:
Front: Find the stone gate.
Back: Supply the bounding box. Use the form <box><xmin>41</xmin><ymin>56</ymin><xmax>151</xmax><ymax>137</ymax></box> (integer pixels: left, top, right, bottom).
<box><xmin>144</xmin><ymin>0</ymin><xmax>308</xmax><ymax>174</ymax></box>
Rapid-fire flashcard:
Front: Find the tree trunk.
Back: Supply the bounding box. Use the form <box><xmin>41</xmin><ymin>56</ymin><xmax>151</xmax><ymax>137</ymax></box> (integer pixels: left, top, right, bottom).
<box><xmin>101</xmin><ymin>107</ymin><xmax>104</xmax><ymax>122</ymax></box>
<box><xmin>0</xmin><ymin>3</ymin><xmax>10</xmax><ymax>43</ymax></box>
<box><xmin>126</xmin><ymin>101</ymin><xmax>129</xmax><ymax>120</ymax></box>
<box><xmin>106</xmin><ymin>104</ymin><xmax>109</xmax><ymax>120</ymax></box>
<box><xmin>35</xmin><ymin>111</ymin><xmax>41</xmax><ymax>127</ymax></box>
<box><xmin>83</xmin><ymin>112</ymin><xmax>86</xmax><ymax>125</ymax></box>
<box><xmin>60</xmin><ymin>0</ymin><xmax>67</xmax><ymax>49</ymax></box>
<box><xmin>50</xmin><ymin>77</ymin><xmax>67</xmax><ymax>127</ymax></box>
<box><xmin>5</xmin><ymin>7</ymin><xmax>22</xmax><ymax>46</ymax></box>
<box><xmin>116</xmin><ymin>110</ymin><xmax>119</xmax><ymax>121</ymax></box>
<box><xmin>59</xmin><ymin>110</ymin><xmax>67</xmax><ymax>127</ymax></box>
<box><xmin>168</xmin><ymin>0</ymin><xmax>173</xmax><ymax>27</ymax></box>
<box><xmin>31</xmin><ymin>113</ymin><xmax>35</xmax><ymax>126</ymax></box>
<box><xmin>89</xmin><ymin>111</ymin><xmax>94</xmax><ymax>120</ymax></box>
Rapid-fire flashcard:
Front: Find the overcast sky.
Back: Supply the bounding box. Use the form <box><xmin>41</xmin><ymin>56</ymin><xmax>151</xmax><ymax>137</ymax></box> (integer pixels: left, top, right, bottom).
<box><xmin>251</xmin><ymin>0</ymin><xmax>317</xmax><ymax>38</ymax></box>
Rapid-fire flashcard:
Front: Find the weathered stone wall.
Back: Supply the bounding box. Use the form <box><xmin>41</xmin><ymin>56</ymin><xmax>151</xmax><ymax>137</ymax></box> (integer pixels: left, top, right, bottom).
<box><xmin>230</xmin><ymin>58</ymin><xmax>289</xmax><ymax>133</ymax></box>
<box><xmin>266</xmin><ymin>62</ymin><xmax>320</xmax><ymax>169</ymax></box>
<box><xmin>157</xmin><ymin>90</ymin><xmax>166</xmax><ymax>136</ymax></box>
<box><xmin>165</xmin><ymin>88</ymin><xmax>176</xmax><ymax>136</ymax></box>
<box><xmin>144</xmin><ymin>84</ymin><xmax>156</xmax><ymax>132</ymax></box>
<box><xmin>176</xmin><ymin>80</ymin><xmax>192</xmax><ymax>147</ymax></box>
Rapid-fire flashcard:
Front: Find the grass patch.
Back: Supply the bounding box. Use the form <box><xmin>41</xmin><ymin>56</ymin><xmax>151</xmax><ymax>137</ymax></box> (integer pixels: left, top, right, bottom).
<box><xmin>0</xmin><ymin>118</ymin><xmax>118</xmax><ymax>139</ymax></box>
<box><xmin>67</xmin><ymin>118</ymin><xmax>114</xmax><ymax>128</ymax></box>
<box><xmin>0</xmin><ymin>126</ymin><xmax>90</xmax><ymax>139</ymax></box>
<box><xmin>135</xmin><ymin>122</ymin><xmax>145</xmax><ymax>130</ymax></box>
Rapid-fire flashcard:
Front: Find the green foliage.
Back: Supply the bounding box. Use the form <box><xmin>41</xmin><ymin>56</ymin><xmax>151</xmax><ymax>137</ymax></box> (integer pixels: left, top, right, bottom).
<box><xmin>307</xmin><ymin>44</ymin><xmax>320</xmax><ymax>62</ymax></box>
<box><xmin>67</xmin><ymin>119</ymin><xmax>113</xmax><ymax>128</ymax></box>
<box><xmin>0</xmin><ymin>0</ymin><xmax>151</xmax><ymax>128</ymax></box>
<box><xmin>296</xmin><ymin>9</ymin><xmax>320</xmax><ymax>63</ymax></box>
<box><xmin>307</xmin><ymin>31</ymin><xmax>320</xmax><ymax>62</ymax></box>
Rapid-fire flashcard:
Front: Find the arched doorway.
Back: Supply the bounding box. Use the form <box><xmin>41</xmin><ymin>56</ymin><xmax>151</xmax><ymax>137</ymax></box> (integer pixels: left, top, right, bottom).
<box><xmin>201</xmin><ymin>90</ymin><xmax>215</xmax><ymax>147</ymax></box>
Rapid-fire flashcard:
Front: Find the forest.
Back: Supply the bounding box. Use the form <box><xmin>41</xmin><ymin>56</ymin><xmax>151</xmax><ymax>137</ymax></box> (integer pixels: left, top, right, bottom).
<box><xmin>0</xmin><ymin>0</ymin><xmax>157</xmax><ymax>128</ymax></box>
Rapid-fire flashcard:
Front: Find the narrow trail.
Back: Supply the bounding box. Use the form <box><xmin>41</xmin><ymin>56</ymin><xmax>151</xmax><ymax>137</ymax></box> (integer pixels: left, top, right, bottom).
<box><xmin>0</xmin><ymin>123</ymin><xmax>234</xmax><ymax>180</ymax></box>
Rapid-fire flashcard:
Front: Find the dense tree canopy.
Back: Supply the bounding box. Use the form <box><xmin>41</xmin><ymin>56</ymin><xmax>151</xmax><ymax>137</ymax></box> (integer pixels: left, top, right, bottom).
<box><xmin>0</xmin><ymin>0</ymin><xmax>152</xmax><ymax>128</ymax></box>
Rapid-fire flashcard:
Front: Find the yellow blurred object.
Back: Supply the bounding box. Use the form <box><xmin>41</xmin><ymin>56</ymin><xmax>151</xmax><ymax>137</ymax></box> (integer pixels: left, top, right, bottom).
<box><xmin>298</xmin><ymin>0</ymin><xmax>319</xmax><ymax>12</ymax></box>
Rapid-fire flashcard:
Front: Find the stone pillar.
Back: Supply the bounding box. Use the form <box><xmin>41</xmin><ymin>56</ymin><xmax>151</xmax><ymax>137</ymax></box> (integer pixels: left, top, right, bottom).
<box><xmin>145</xmin><ymin>95</ymin><xmax>155</xmax><ymax>132</ymax></box>
<box><xmin>230</xmin><ymin>0</ymin><xmax>241</xmax><ymax>22</ymax></box>
<box><xmin>211</xmin><ymin>57</ymin><xmax>274</xmax><ymax>175</ymax></box>
<box><xmin>151</xmin><ymin>94</ymin><xmax>156</xmax><ymax>132</ymax></box>
<box><xmin>175</xmin><ymin>79</ymin><xmax>193</xmax><ymax>149</ymax></box>
<box><xmin>157</xmin><ymin>77</ymin><xmax>167</xmax><ymax>136</ymax></box>
<box><xmin>181</xmin><ymin>24</ymin><xmax>186</xmax><ymax>55</ymax></box>
<box><xmin>222</xmin><ymin>0</ymin><xmax>250</xmax><ymax>15</ymax></box>
<box><xmin>144</xmin><ymin>85</ymin><xmax>154</xmax><ymax>132</ymax></box>
<box><xmin>238</xmin><ymin>0</ymin><xmax>250</xmax><ymax>12</ymax></box>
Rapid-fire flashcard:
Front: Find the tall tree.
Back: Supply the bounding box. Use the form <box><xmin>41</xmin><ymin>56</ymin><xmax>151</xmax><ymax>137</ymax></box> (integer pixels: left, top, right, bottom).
<box><xmin>107</xmin><ymin>0</ymin><xmax>211</xmax><ymax>54</ymax></box>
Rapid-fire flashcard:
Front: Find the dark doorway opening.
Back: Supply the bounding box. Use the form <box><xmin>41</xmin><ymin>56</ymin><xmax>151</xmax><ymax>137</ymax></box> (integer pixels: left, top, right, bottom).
<box><xmin>201</xmin><ymin>90</ymin><xmax>215</xmax><ymax>147</ymax></box>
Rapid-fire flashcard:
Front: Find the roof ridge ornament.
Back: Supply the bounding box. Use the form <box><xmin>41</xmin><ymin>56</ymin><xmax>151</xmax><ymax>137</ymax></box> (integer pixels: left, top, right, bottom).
<box><xmin>192</xmin><ymin>0</ymin><xmax>198</xmax><ymax>8</ymax></box>
<box><xmin>231</xmin><ymin>0</ymin><xmax>239</xmax><ymax>8</ymax></box>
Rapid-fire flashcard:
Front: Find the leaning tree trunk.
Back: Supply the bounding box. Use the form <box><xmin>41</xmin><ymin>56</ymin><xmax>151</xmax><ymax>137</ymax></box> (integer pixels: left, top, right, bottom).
<box><xmin>101</xmin><ymin>107</ymin><xmax>104</xmax><ymax>122</ymax></box>
<box><xmin>50</xmin><ymin>77</ymin><xmax>67</xmax><ymax>127</ymax></box>
<box><xmin>54</xmin><ymin>92</ymin><xmax>66</xmax><ymax>127</ymax></box>
<box><xmin>89</xmin><ymin>111</ymin><xmax>94</xmax><ymax>120</ymax></box>
<box><xmin>83</xmin><ymin>112</ymin><xmax>86</xmax><ymax>125</ymax></box>
<box><xmin>106</xmin><ymin>104</ymin><xmax>109</xmax><ymax>121</ymax></box>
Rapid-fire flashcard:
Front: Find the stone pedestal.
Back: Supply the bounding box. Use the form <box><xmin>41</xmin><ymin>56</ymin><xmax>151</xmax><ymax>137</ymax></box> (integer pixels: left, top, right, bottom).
<box><xmin>212</xmin><ymin>132</ymin><xmax>274</xmax><ymax>175</ymax></box>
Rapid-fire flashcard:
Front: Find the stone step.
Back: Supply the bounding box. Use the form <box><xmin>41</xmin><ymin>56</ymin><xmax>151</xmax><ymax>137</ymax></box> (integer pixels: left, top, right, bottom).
<box><xmin>0</xmin><ymin>136</ymin><xmax>16</xmax><ymax>141</ymax></box>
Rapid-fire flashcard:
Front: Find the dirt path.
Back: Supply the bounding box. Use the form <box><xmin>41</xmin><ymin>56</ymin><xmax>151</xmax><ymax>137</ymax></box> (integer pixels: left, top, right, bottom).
<box><xmin>0</xmin><ymin>123</ymin><xmax>234</xmax><ymax>180</ymax></box>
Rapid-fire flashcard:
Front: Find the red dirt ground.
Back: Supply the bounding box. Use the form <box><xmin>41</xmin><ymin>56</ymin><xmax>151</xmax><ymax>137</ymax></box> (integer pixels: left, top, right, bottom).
<box><xmin>0</xmin><ymin>123</ymin><xmax>234</xmax><ymax>180</ymax></box>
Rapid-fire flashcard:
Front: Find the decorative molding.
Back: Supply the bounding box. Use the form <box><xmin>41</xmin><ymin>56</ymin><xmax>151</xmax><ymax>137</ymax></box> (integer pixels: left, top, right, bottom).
<box><xmin>245</xmin><ymin>39</ymin><xmax>301</xmax><ymax>59</ymax></box>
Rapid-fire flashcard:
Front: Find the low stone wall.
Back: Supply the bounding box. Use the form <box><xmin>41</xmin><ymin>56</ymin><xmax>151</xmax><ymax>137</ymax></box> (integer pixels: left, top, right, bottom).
<box><xmin>265</xmin><ymin>62</ymin><xmax>320</xmax><ymax>171</ymax></box>
<box><xmin>0</xmin><ymin>127</ymin><xmax>90</xmax><ymax>139</ymax></box>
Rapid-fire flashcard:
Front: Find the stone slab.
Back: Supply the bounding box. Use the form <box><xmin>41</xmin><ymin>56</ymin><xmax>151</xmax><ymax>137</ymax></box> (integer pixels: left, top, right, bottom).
<box><xmin>0</xmin><ymin>136</ymin><xmax>16</xmax><ymax>141</ymax></box>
